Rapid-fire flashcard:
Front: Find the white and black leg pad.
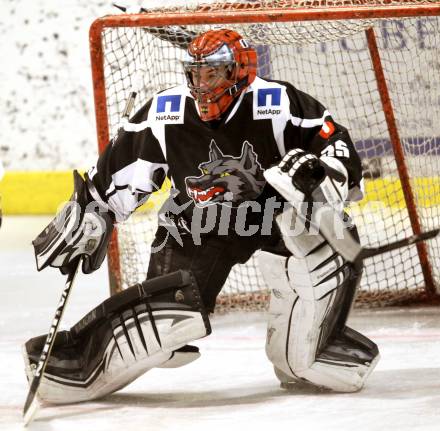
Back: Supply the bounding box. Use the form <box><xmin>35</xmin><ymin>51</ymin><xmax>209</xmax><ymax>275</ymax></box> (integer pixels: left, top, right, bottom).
<box><xmin>23</xmin><ymin>270</ymin><xmax>210</xmax><ymax>404</ymax></box>
<box><xmin>259</xmin><ymin>212</ymin><xmax>379</xmax><ymax>393</ymax></box>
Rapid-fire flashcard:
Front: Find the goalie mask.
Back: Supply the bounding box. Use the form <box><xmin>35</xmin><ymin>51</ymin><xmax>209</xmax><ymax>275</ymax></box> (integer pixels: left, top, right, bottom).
<box><xmin>183</xmin><ymin>29</ymin><xmax>257</xmax><ymax>121</ymax></box>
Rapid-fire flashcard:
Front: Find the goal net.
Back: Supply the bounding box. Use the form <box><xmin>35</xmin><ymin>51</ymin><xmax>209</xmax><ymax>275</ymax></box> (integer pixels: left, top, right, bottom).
<box><xmin>89</xmin><ymin>1</ymin><xmax>440</xmax><ymax>310</ymax></box>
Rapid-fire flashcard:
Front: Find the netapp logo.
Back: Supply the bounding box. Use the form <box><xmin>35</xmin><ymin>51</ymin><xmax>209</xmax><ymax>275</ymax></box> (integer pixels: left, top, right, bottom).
<box><xmin>258</xmin><ymin>88</ymin><xmax>281</xmax><ymax>107</ymax></box>
<box><xmin>156</xmin><ymin>114</ymin><xmax>181</xmax><ymax>121</ymax></box>
<box><xmin>257</xmin><ymin>108</ymin><xmax>281</xmax><ymax>115</ymax></box>
<box><xmin>255</xmin><ymin>88</ymin><xmax>282</xmax><ymax>118</ymax></box>
<box><xmin>157</xmin><ymin>95</ymin><xmax>181</xmax><ymax>113</ymax></box>
<box><xmin>155</xmin><ymin>94</ymin><xmax>183</xmax><ymax>123</ymax></box>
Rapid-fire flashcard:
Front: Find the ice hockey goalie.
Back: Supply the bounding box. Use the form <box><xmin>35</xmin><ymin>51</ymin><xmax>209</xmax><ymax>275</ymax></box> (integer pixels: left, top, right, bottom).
<box><xmin>24</xmin><ymin>28</ymin><xmax>379</xmax><ymax>404</ymax></box>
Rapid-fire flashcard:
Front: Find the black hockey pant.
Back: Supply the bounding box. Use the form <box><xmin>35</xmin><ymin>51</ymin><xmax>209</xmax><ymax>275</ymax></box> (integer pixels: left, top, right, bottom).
<box><xmin>147</xmin><ymin>226</ymin><xmax>279</xmax><ymax>312</ymax></box>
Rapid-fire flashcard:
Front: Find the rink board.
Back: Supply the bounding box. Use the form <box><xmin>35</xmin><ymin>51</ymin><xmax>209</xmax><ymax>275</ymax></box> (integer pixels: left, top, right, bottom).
<box><xmin>0</xmin><ymin>170</ymin><xmax>440</xmax><ymax>214</ymax></box>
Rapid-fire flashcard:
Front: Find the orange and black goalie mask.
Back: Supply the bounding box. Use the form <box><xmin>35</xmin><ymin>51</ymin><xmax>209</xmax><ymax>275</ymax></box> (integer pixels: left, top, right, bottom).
<box><xmin>183</xmin><ymin>29</ymin><xmax>257</xmax><ymax>122</ymax></box>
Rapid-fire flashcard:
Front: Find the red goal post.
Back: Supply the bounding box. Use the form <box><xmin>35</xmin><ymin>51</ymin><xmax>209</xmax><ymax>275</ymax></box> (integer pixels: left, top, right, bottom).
<box><xmin>89</xmin><ymin>1</ymin><xmax>440</xmax><ymax>310</ymax></box>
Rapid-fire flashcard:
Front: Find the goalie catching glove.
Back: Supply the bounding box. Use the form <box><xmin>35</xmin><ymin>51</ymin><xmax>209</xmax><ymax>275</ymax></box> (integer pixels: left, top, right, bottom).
<box><xmin>264</xmin><ymin>148</ymin><xmax>349</xmax><ymax>212</ymax></box>
<box><xmin>33</xmin><ymin>170</ymin><xmax>114</xmax><ymax>274</ymax></box>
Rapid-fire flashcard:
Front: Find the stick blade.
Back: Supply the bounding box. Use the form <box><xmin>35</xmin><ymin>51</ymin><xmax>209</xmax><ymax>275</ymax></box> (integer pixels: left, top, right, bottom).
<box><xmin>22</xmin><ymin>260</ymin><xmax>82</xmax><ymax>425</ymax></box>
<box><xmin>23</xmin><ymin>396</ymin><xmax>40</xmax><ymax>427</ymax></box>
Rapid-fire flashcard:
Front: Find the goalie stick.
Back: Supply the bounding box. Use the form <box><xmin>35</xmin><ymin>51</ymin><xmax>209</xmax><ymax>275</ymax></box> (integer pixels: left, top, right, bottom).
<box><xmin>22</xmin><ymin>259</ymin><xmax>82</xmax><ymax>426</ymax></box>
<box><xmin>359</xmin><ymin>228</ymin><xmax>439</xmax><ymax>260</ymax></box>
<box><xmin>315</xmin><ymin>205</ymin><xmax>439</xmax><ymax>264</ymax></box>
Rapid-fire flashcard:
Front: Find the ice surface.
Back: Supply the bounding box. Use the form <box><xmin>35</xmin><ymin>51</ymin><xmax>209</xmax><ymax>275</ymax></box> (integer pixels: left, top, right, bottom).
<box><xmin>0</xmin><ymin>216</ymin><xmax>439</xmax><ymax>431</ymax></box>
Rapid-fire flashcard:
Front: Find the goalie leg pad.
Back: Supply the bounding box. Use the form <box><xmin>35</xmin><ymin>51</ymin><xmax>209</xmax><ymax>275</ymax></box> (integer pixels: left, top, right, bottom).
<box><xmin>258</xmin><ymin>251</ymin><xmax>300</xmax><ymax>382</ymax></box>
<box><xmin>259</xmin><ymin>219</ymin><xmax>379</xmax><ymax>393</ymax></box>
<box><xmin>23</xmin><ymin>270</ymin><xmax>210</xmax><ymax>404</ymax></box>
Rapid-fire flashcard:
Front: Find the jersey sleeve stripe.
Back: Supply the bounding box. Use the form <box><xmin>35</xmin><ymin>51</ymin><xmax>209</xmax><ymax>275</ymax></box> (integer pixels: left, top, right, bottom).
<box><xmin>123</xmin><ymin>120</ymin><xmax>150</xmax><ymax>133</ymax></box>
<box><xmin>102</xmin><ymin>159</ymin><xmax>168</xmax><ymax>222</ymax></box>
<box><xmin>290</xmin><ymin>109</ymin><xmax>331</xmax><ymax>128</ymax></box>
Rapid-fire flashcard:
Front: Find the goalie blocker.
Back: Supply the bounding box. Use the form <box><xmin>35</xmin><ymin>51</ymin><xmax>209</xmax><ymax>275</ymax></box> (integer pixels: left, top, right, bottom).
<box><xmin>32</xmin><ymin>170</ymin><xmax>114</xmax><ymax>275</ymax></box>
<box><xmin>23</xmin><ymin>270</ymin><xmax>211</xmax><ymax>404</ymax></box>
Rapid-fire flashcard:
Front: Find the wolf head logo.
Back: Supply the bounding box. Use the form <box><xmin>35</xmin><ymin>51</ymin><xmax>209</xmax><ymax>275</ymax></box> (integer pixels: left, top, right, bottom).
<box><xmin>185</xmin><ymin>140</ymin><xmax>265</xmax><ymax>207</ymax></box>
